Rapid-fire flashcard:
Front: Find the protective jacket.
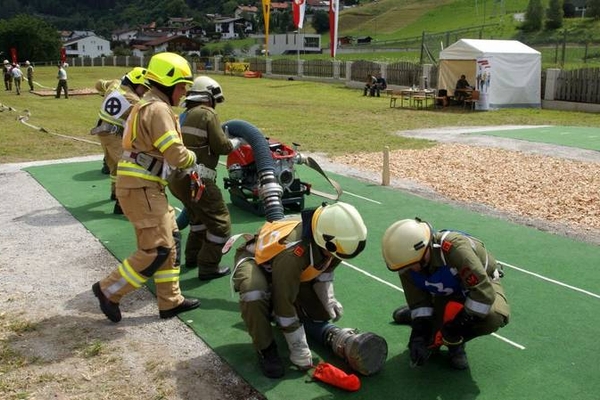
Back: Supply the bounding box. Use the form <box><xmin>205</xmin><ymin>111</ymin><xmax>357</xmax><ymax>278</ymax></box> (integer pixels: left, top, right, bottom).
<box><xmin>167</xmin><ymin>103</ymin><xmax>234</xmax><ymax>272</ymax></box>
<box><xmin>233</xmin><ymin>213</ymin><xmax>339</xmax><ymax>350</ymax></box>
<box><xmin>400</xmin><ymin>230</ymin><xmax>508</xmax><ymax>321</ymax></box>
<box><xmin>117</xmin><ymin>88</ymin><xmax>196</xmax><ymax>187</ymax></box>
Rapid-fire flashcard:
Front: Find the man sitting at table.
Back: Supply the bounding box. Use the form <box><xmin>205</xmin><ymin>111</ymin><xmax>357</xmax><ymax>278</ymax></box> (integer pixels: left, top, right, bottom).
<box><xmin>455</xmin><ymin>75</ymin><xmax>472</xmax><ymax>103</ymax></box>
<box><xmin>363</xmin><ymin>73</ymin><xmax>377</xmax><ymax>96</ymax></box>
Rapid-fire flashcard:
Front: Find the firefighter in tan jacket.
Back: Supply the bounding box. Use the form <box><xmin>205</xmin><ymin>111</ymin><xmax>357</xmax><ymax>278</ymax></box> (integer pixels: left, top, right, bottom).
<box><xmin>92</xmin><ymin>52</ymin><xmax>200</xmax><ymax>322</ymax></box>
<box><xmin>92</xmin><ymin>67</ymin><xmax>149</xmax><ymax>214</ymax></box>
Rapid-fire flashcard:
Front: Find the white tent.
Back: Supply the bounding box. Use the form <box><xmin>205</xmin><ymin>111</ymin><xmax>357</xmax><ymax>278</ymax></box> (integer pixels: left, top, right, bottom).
<box><xmin>438</xmin><ymin>39</ymin><xmax>541</xmax><ymax>110</ymax></box>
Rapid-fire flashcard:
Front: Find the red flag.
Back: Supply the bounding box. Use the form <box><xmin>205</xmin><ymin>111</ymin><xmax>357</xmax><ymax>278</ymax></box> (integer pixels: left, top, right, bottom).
<box><xmin>60</xmin><ymin>47</ymin><xmax>66</xmax><ymax>64</ymax></box>
<box><xmin>10</xmin><ymin>48</ymin><xmax>17</xmax><ymax>64</ymax></box>
<box><xmin>293</xmin><ymin>0</ymin><xmax>306</xmax><ymax>29</ymax></box>
<box><xmin>329</xmin><ymin>0</ymin><xmax>339</xmax><ymax>58</ymax></box>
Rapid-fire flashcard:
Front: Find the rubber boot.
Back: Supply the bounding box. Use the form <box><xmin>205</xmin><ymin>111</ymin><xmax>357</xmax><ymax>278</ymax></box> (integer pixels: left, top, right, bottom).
<box><xmin>448</xmin><ymin>343</ymin><xmax>469</xmax><ymax>370</ymax></box>
<box><xmin>258</xmin><ymin>341</ymin><xmax>285</xmax><ymax>379</ymax></box>
<box><xmin>392</xmin><ymin>305</ymin><xmax>412</xmax><ymax>325</ymax></box>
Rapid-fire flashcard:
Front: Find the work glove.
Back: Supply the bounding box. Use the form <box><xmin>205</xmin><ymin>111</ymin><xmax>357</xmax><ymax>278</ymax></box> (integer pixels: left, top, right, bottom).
<box><xmin>228</xmin><ymin>137</ymin><xmax>245</xmax><ymax>150</ymax></box>
<box><xmin>441</xmin><ymin>308</ymin><xmax>476</xmax><ymax>346</ymax></box>
<box><xmin>313</xmin><ymin>281</ymin><xmax>344</xmax><ymax>322</ymax></box>
<box><xmin>408</xmin><ymin>317</ymin><xmax>433</xmax><ymax>367</ymax></box>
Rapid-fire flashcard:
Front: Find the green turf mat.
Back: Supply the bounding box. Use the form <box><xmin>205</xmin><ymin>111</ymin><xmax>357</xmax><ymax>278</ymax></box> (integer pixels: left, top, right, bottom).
<box><xmin>469</xmin><ymin>126</ymin><xmax>600</xmax><ymax>151</ymax></box>
<box><xmin>26</xmin><ymin>161</ymin><xmax>600</xmax><ymax>400</ymax></box>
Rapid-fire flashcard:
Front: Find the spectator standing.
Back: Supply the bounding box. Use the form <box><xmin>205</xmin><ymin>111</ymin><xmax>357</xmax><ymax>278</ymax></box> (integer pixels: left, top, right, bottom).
<box><xmin>3</xmin><ymin>60</ymin><xmax>12</xmax><ymax>91</ymax></box>
<box><xmin>11</xmin><ymin>64</ymin><xmax>23</xmax><ymax>95</ymax></box>
<box><xmin>56</xmin><ymin>64</ymin><xmax>68</xmax><ymax>98</ymax></box>
<box><xmin>25</xmin><ymin>61</ymin><xmax>34</xmax><ymax>91</ymax></box>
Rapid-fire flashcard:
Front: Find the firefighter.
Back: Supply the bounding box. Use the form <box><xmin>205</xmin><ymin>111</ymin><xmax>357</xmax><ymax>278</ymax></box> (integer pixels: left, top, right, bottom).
<box><xmin>168</xmin><ymin>76</ymin><xmax>242</xmax><ymax>280</ymax></box>
<box><xmin>382</xmin><ymin>218</ymin><xmax>510</xmax><ymax>370</ymax></box>
<box><xmin>92</xmin><ymin>52</ymin><xmax>199</xmax><ymax>322</ymax></box>
<box><xmin>91</xmin><ymin>67</ymin><xmax>149</xmax><ymax>214</ymax></box>
<box><xmin>231</xmin><ymin>202</ymin><xmax>368</xmax><ymax>378</ymax></box>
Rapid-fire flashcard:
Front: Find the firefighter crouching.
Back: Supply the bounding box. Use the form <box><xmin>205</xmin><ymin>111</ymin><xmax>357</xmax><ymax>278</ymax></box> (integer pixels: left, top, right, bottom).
<box><xmin>92</xmin><ymin>52</ymin><xmax>200</xmax><ymax>322</ymax></box>
<box><xmin>168</xmin><ymin>75</ymin><xmax>242</xmax><ymax>281</ymax></box>
<box><xmin>231</xmin><ymin>202</ymin><xmax>368</xmax><ymax>378</ymax></box>
<box><xmin>382</xmin><ymin>218</ymin><xmax>510</xmax><ymax>370</ymax></box>
<box><xmin>91</xmin><ymin>67</ymin><xmax>149</xmax><ymax>214</ymax></box>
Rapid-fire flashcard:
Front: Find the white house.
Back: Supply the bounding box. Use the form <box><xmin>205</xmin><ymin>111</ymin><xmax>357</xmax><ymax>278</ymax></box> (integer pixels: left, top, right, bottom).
<box><xmin>214</xmin><ymin>17</ymin><xmax>252</xmax><ymax>39</ymax></box>
<box><xmin>63</xmin><ymin>33</ymin><xmax>111</xmax><ymax>58</ymax></box>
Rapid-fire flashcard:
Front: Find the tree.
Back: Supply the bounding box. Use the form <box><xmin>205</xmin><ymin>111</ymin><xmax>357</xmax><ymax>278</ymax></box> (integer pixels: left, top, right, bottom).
<box><xmin>588</xmin><ymin>0</ymin><xmax>600</xmax><ymax>19</ymax></box>
<box><xmin>546</xmin><ymin>0</ymin><xmax>564</xmax><ymax>30</ymax></box>
<box><xmin>311</xmin><ymin>10</ymin><xmax>330</xmax><ymax>34</ymax></box>
<box><xmin>522</xmin><ymin>0</ymin><xmax>544</xmax><ymax>32</ymax></box>
<box><xmin>0</xmin><ymin>14</ymin><xmax>61</xmax><ymax>63</ymax></box>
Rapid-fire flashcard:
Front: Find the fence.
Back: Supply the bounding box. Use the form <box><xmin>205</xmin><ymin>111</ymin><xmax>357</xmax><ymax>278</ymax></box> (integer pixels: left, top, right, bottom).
<box><xmin>59</xmin><ymin>55</ymin><xmax>600</xmax><ymax>105</ymax></box>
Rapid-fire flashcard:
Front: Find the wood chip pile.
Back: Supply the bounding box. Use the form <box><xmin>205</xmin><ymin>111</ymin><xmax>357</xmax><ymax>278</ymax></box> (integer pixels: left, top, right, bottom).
<box><xmin>333</xmin><ymin>143</ymin><xmax>600</xmax><ymax>235</ymax></box>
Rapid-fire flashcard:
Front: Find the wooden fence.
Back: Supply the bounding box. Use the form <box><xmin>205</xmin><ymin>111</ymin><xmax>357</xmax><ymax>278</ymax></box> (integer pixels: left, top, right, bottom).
<box><xmin>61</xmin><ymin>55</ymin><xmax>600</xmax><ymax>105</ymax></box>
<box><xmin>555</xmin><ymin>68</ymin><xmax>600</xmax><ymax>103</ymax></box>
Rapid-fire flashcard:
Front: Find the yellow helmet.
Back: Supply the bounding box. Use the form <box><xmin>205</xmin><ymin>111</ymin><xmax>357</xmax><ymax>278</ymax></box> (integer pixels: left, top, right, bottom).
<box><xmin>146</xmin><ymin>52</ymin><xmax>193</xmax><ymax>87</ymax></box>
<box><xmin>381</xmin><ymin>219</ymin><xmax>431</xmax><ymax>272</ymax></box>
<box><xmin>126</xmin><ymin>67</ymin><xmax>149</xmax><ymax>88</ymax></box>
<box><xmin>311</xmin><ymin>202</ymin><xmax>367</xmax><ymax>260</ymax></box>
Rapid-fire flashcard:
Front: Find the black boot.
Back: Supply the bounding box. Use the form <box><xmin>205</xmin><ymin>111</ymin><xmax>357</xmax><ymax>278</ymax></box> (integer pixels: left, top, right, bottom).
<box><xmin>259</xmin><ymin>341</ymin><xmax>285</xmax><ymax>378</ymax></box>
<box><xmin>448</xmin><ymin>344</ymin><xmax>469</xmax><ymax>370</ymax></box>
<box><xmin>92</xmin><ymin>282</ymin><xmax>121</xmax><ymax>322</ymax></box>
<box><xmin>101</xmin><ymin>160</ymin><xmax>110</xmax><ymax>174</ymax></box>
<box><xmin>392</xmin><ymin>305</ymin><xmax>412</xmax><ymax>325</ymax></box>
<box><xmin>198</xmin><ymin>266</ymin><xmax>231</xmax><ymax>281</ymax></box>
<box><xmin>159</xmin><ymin>298</ymin><xmax>200</xmax><ymax>319</ymax></box>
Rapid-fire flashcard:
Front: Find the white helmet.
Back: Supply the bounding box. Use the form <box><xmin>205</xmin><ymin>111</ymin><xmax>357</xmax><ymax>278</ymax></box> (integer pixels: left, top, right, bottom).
<box><xmin>381</xmin><ymin>219</ymin><xmax>431</xmax><ymax>272</ymax></box>
<box><xmin>3</xmin><ymin>60</ymin><xmax>8</xmax><ymax>65</ymax></box>
<box><xmin>185</xmin><ymin>75</ymin><xmax>224</xmax><ymax>104</ymax></box>
<box><xmin>311</xmin><ymin>202</ymin><xmax>367</xmax><ymax>260</ymax></box>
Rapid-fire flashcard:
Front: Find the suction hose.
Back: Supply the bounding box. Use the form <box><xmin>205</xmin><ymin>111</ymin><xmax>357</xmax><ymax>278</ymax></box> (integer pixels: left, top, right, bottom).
<box><xmin>222</xmin><ymin>119</ymin><xmax>285</xmax><ymax>222</ymax></box>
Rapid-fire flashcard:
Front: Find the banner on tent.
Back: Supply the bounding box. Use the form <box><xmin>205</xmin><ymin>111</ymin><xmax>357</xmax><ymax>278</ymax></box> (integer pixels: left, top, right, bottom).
<box><xmin>475</xmin><ymin>57</ymin><xmax>492</xmax><ymax>111</ymax></box>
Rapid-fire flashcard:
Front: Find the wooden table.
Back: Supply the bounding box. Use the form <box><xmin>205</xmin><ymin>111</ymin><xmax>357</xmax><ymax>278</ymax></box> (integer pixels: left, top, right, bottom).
<box><xmin>390</xmin><ymin>89</ymin><xmax>435</xmax><ymax>109</ymax></box>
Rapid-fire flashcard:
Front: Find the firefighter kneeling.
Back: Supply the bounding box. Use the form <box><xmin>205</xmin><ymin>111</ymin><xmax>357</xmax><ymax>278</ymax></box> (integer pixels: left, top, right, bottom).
<box><xmin>231</xmin><ymin>202</ymin><xmax>387</xmax><ymax>378</ymax></box>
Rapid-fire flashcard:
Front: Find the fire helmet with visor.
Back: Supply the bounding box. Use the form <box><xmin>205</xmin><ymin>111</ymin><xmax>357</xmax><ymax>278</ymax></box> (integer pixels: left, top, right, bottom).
<box><xmin>184</xmin><ymin>75</ymin><xmax>225</xmax><ymax>105</ymax></box>
<box><xmin>382</xmin><ymin>218</ymin><xmax>432</xmax><ymax>272</ymax></box>
<box><xmin>145</xmin><ymin>52</ymin><xmax>193</xmax><ymax>87</ymax></box>
<box><xmin>124</xmin><ymin>67</ymin><xmax>150</xmax><ymax>89</ymax></box>
<box><xmin>311</xmin><ymin>202</ymin><xmax>367</xmax><ymax>260</ymax></box>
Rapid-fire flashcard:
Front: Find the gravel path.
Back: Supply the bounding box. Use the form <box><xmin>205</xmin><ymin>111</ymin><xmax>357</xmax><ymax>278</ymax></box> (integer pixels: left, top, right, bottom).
<box><xmin>1</xmin><ymin>126</ymin><xmax>598</xmax><ymax>399</ymax></box>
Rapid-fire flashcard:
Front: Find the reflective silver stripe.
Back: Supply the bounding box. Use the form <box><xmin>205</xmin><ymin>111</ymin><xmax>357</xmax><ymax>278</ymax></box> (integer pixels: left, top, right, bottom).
<box><xmin>181</xmin><ymin>126</ymin><xmax>208</xmax><ymax>138</ymax></box>
<box><xmin>276</xmin><ymin>314</ymin><xmax>299</xmax><ymax>328</ymax></box>
<box><xmin>206</xmin><ymin>231</ymin><xmax>228</xmax><ymax>244</ymax></box>
<box><xmin>105</xmin><ymin>278</ymin><xmax>128</xmax><ymax>296</ymax></box>
<box><xmin>122</xmin><ymin>151</ymin><xmax>163</xmax><ymax>176</ymax></box>
<box><xmin>189</xmin><ymin>223</ymin><xmax>207</xmax><ymax>232</ymax></box>
<box><xmin>154</xmin><ymin>269</ymin><xmax>180</xmax><ymax>283</ymax></box>
<box><xmin>315</xmin><ymin>272</ymin><xmax>334</xmax><ymax>282</ymax></box>
<box><xmin>465</xmin><ymin>297</ymin><xmax>491</xmax><ymax>316</ymax></box>
<box><xmin>411</xmin><ymin>306</ymin><xmax>434</xmax><ymax>319</ymax></box>
<box><xmin>196</xmin><ymin>164</ymin><xmax>217</xmax><ymax>180</ymax></box>
<box><xmin>240</xmin><ymin>290</ymin><xmax>268</xmax><ymax>302</ymax></box>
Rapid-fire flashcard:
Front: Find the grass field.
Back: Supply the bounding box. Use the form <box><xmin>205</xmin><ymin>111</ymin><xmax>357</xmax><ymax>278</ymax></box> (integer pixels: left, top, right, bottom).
<box><xmin>2</xmin><ymin>66</ymin><xmax>600</xmax><ymax>164</ymax></box>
